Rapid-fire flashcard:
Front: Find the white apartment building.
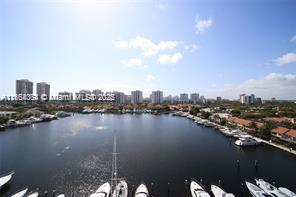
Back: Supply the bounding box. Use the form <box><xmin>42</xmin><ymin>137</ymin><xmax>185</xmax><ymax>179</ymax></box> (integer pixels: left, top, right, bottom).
<box><xmin>131</xmin><ymin>90</ymin><xmax>143</xmax><ymax>104</ymax></box>
<box><xmin>151</xmin><ymin>90</ymin><xmax>163</xmax><ymax>104</ymax></box>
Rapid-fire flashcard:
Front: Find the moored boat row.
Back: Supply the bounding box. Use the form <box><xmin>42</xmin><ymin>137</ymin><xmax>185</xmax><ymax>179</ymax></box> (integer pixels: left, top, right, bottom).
<box><xmin>173</xmin><ymin>111</ymin><xmax>262</xmax><ymax>147</ymax></box>
<box><xmin>1</xmin><ymin>173</ymin><xmax>295</xmax><ymax>197</ymax></box>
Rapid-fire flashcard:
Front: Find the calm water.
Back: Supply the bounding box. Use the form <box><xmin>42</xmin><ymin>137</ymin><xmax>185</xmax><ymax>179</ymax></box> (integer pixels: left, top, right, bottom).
<box><xmin>0</xmin><ymin>114</ymin><xmax>295</xmax><ymax>197</ymax></box>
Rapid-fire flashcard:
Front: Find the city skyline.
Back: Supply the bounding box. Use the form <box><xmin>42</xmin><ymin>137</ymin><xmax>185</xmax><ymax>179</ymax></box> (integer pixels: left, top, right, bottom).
<box><xmin>1</xmin><ymin>0</ymin><xmax>296</xmax><ymax>99</ymax></box>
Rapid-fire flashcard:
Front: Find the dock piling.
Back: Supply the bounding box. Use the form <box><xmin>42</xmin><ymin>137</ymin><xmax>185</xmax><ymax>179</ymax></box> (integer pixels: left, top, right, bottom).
<box><xmin>184</xmin><ymin>179</ymin><xmax>188</xmax><ymax>197</ymax></box>
<box><xmin>151</xmin><ymin>182</ymin><xmax>154</xmax><ymax>197</ymax></box>
<box><xmin>255</xmin><ymin>160</ymin><xmax>258</xmax><ymax>169</ymax></box>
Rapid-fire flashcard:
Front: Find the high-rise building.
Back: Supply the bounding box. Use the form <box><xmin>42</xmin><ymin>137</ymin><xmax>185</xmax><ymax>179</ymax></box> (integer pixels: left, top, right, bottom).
<box><xmin>131</xmin><ymin>90</ymin><xmax>143</xmax><ymax>104</ymax></box>
<box><xmin>151</xmin><ymin>90</ymin><xmax>163</xmax><ymax>104</ymax></box>
<box><xmin>190</xmin><ymin>93</ymin><xmax>199</xmax><ymax>103</ymax></box>
<box><xmin>92</xmin><ymin>89</ymin><xmax>103</xmax><ymax>96</ymax></box>
<box><xmin>256</xmin><ymin>97</ymin><xmax>262</xmax><ymax>104</ymax></box>
<box><xmin>36</xmin><ymin>82</ymin><xmax>50</xmax><ymax>100</ymax></box>
<box><xmin>58</xmin><ymin>91</ymin><xmax>73</xmax><ymax>101</ymax></box>
<box><xmin>216</xmin><ymin>96</ymin><xmax>222</xmax><ymax>101</ymax></box>
<box><xmin>76</xmin><ymin>90</ymin><xmax>91</xmax><ymax>100</ymax></box>
<box><xmin>113</xmin><ymin>92</ymin><xmax>125</xmax><ymax>104</ymax></box>
<box><xmin>200</xmin><ymin>96</ymin><xmax>206</xmax><ymax>104</ymax></box>
<box><xmin>240</xmin><ymin>94</ymin><xmax>256</xmax><ymax>104</ymax></box>
<box><xmin>180</xmin><ymin>93</ymin><xmax>189</xmax><ymax>103</ymax></box>
<box><xmin>16</xmin><ymin>79</ymin><xmax>33</xmax><ymax>95</ymax></box>
<box><xmin>92</xmin><ymin>89</ymin><xmax>103</xmax><ymax>101</ymax></box>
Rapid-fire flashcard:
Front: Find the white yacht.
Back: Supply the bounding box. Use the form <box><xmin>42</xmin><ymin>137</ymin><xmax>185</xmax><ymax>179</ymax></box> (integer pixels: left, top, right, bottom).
<box><xmin>235</xmin><ymin>137</ymin><xmax>260</xmax><ymax>146</ymax></box>
<box><xmin>27</xmin><ymin>191</ymin><xmax>39</xmax><ymax>197</ymax></box>
<box><xmin>10</xmin><ymin>188</ymin><xmax>28</xmax><ymax>197</ymax></box>
<box><xmin>89</xmin><ymin>182</ymin><xmax>111</xmax><ymax>197</ymax></box>
<box><xmin>255</xmin><ymin>179</ymin><xmax>286</xmax><ymax>197</ymax></box>
<box><xmin>56</xmin><ymin>194</ymin><xmax>65</xmax><ymax>197</ymax></box>
<box><xmin>190</xmin><ymin>180</ymin><xmax>211</xmax><ymax>197</ymax></box>
<box><xmin>245</xmin><ymin>181</ymin><xmax>270</xmax><ymax>197</ymax></box>
<box><xmin>112</xmin><ymin>180</ymin><xmax>128</xmax><ymax>197</ymax></box>
<box><xmin>134</xmin><ymin>183</ymin><xmax>149</xmax><ymax>197</ymax></box>
<box><xmin>211</xmin><ymin>185</ymin><xmax>235</xmax><ymax>197</ymax></box>
<box><xmin>278</xmin><ymin>187</ymin><xmax>296</xmax><ymax>197</ymax></box>
<box><xmin>0</xmin><ymin>171</ymin><xmax>14</xmax><ymax>188</ymax></box>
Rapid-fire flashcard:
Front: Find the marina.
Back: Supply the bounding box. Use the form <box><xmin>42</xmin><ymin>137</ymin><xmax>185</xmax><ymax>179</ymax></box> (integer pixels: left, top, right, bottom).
<box><xmin>0</xmin><ymin>113</ymin><xmax>295</xmax><ymax>196</ymax></box>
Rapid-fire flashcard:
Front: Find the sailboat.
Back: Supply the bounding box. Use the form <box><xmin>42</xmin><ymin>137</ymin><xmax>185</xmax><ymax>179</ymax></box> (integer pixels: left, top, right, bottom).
<box><xmin>112</xmin><ymin>180</ymin><xmax>128</xmax><ymax>197</ymax></box>
<box><xmin>134</xmin><ymin>183</ymin><xmax>149</xmax><ymax>197</ymax></box>
<box><xmin>111</xmin><ymin>132</ymin><xmax>128</xmax><ymax>197</ymax></box>
<box><xmin>0</xmin><ymin>171</ymin><xmax>14</xmax><ymax>188</ymax></box>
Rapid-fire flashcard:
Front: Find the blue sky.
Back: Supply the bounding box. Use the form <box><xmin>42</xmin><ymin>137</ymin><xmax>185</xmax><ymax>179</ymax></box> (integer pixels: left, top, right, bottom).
<box><xmin>0</xmin><ymin>0</ymin><xmax>295</xmax><ymax>99</ymax></box>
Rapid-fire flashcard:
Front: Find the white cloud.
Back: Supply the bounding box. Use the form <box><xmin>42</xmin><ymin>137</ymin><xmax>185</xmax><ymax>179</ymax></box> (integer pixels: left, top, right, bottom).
<box><xmin>291</xmin><ymin>35</ymin><xmax>296</xmax><ymax>42</ymax></box>
<box><xmin>195</xmin><ymin>17</ymin><xmax>213</xmax><ymax>34</ymax></box>
<box><xmin>157</xmin><ymin>52</ymin><xmax>183</xmax><ymax>64</ymax></box>
<box><xmin>184</xmin><ymin>44</ymin><xmax>200</xmax><ymax>52</ymax></box>
<box><xmin>113</xmin><ymin>36</ymin><xmax>179</xmax><ymax>57</ymax></box>
<box><xmin>122</xmin><ymin>58</ymin><xmax>147</xmax><ymax>68</ymax></box>
<box><xmin>274</xmin><ymin>52</ymin><xmax>296</xmax><ymax>66</ymax></box>
<box><xmin>207</xmin><ymin>73</ymin><xmax>296</xmax><ymax>100</ymax></box>
<box><xmin>146</xmin><ymin>74</ymin><xmax>158</xmax><ymax>81</ymax></box>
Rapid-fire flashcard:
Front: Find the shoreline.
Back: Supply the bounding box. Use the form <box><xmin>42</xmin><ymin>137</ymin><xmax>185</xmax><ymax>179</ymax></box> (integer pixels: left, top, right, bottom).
<box><xmin>1</xmin><ymin>111</ymin><xmax>296</xmax><ymax>156</ymax></box>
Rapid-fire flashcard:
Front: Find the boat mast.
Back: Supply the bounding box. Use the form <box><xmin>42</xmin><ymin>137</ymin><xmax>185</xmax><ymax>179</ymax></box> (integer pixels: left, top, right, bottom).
<box><xmin>111</xmin><ymin>131</ymin><xmax>119</xmax><ymax>193</ymax></box>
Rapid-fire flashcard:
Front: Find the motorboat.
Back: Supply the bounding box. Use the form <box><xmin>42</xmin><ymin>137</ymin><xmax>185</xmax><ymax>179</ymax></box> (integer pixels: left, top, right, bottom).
<box><xmin>27</xmin><ymin>191</ymin><xmax>39</xmax><ymax>197</ymax></box>
<box><xmin>6</xmin><ymin>119</ymin><xmax>17</xmax><ymax>127</ymax></box>
<box><xmin>211</xmin><ymin>184</ymin><xmax>235</xmax><ymax>197</ymax></box>
<box><xmin>245</xmin><ymin>181</ymin><xmax>270</xmax><ymax>197</ymax></box>
<box><xmin>190</xmin><ymin>180</ymin><xmax>210</xmax><ymax>197</ymax></box>
<box><xmin>235</xmin><ymin>137</ymin><xmax>260</xmax><ymax>146</ymax></box>
<box><xmin>10</xmin><ymin>188</ymin><xmax>28</xmax><ymax>197</ymax></box>
<box><xmin>255</xmin><ymin>179</ymin><xmax>286</xmax><ymax>197</ymax></box>
<box><xmin>278</xmin><ymin>187</ymin><xmax>296</xmax><ymax>197</ymax></box>
<box><xmin>0</xmin><ymin>171</ymin><xmax>14</xmax><ymax>188</ymax></box>
<box><xmin>56</xmin><ymin>194</ymin><xmax>65</xmax><ymax>197</ymax></box>
<box><xmin>134</xmin><ymin>183</ymin><xmax>149</xmax><ymax>197</ymax></box>
<box><xmin>112</xmin><ymin>180</ymin><xmax>128</xmax><ymax>197</ymax></box>
<box><xmin>89</xmin><ymin>182</ymin><xmax>111</xmax><ymax>197</ymax></box>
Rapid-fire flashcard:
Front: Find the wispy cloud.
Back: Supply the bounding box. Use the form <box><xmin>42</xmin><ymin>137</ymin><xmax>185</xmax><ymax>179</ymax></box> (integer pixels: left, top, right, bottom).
<box><xmin>113</xmin><ymin>36</ymin><xmax>179</xmax><ymax>57</ymax></box>
<box><xmin>207</xmin><ymin>73</ymin><xmax>296</xmax><ymax>99</ymax></box>
<box><xmin>122</xmin><ymin>58</ymin><xmax>147</xmax><ymax>68</ymax></box>
<box><xmin>291</xmin><ymin>35</ymin><xmax>296</xmax><ymax>42</ymax></box>
<box><xmin>273</xmin><ymin>52</ymin><xmax>296</xmax><ymax>66</ymax></box>
<box><xmin>157</xmin><ymin>52</ymin><xmax>183</xmax><ymax>64</ymax></box>
<box><xmin>195</xmin><ymin>17</ymin><xmax>213</xmax><ymax>34</ymax></box>
<box><xmin>184</xmin><ymin>44</ymin><xmax>200</xmax><ymax>52</ymax></box>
